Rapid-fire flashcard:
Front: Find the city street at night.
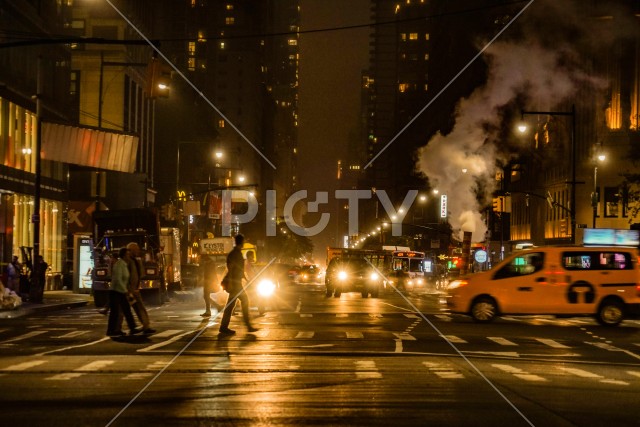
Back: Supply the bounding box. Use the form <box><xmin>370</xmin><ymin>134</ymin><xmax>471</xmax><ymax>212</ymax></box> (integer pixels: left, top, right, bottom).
<box><xmin>2</xmin><ymin>284</ymin><xmax>640</xmax><ymax>426</ymax></box>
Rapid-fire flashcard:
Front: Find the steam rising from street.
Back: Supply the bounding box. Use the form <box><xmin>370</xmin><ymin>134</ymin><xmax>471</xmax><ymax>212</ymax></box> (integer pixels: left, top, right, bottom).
<box><xmin>417</xmin><ymin>0</ymin><xmax>613</xmax><ymax>242</ymax></box>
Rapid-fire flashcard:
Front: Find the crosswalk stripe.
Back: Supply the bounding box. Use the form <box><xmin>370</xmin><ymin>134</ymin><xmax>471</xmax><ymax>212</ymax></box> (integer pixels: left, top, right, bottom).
<box><xmin>299</xmin><ymin>314</ymin><xmax>312</xmax><ymax>318</ymax></box>
<box><xmin>393</xmin><ymin>333</ymin><xmax>416</xmax><ymax>341</ymax></box>
<box><xmin>1</xmin><ymin>330</ymin><xmax>48</xmax><ymax>344</ymax></box>
<box><xmin>404</xmin><ymin>314</ymin><xmax>419</xmax><ymax>318</ymax></box>
<box><xmin>346</xmin><ymin>332</ymin><xmax>364</xmax><ymax>339</ymax></box>
<box><xmin>153</xmin><ymin>330</ymin><xmax>183</xmax><ymax>338</ymax></box>
<box><xmin>559</xmin><ymin>367</ymin><xmax>602</xmax><ymax>378</ymax></box>
<box><xmin>2</xmin><ymin>360</ymin><xmax>47</xmax><ymax>371</ymax></box>
<box><xmin>336</xmin><ymin>314</ymin><xmax>349</xmax><ymax>318</ymax></box>
<box><xmin>492</xmin><ymin>364</ymin><xmax>547</xmax><ymax>382</ymax></box>
<box><xmin>626</xmin><ymin>371</ymin><xmax>640</xmax><ymax>378</ymax></box>
<box><xmin>488</xmin><ymin>337</ymin><xmax>517</xmax><ymax>346</ymax></box>
<box><xmin>75</xmin><ymin>360</ymin><xmax>115</xmax><ymax>372</ymax></box>
<box><xmin>440</xmin><ymin>335</ymin><xmax>467</xmax><ymax>344</ymax></box>
<box><xmin>295</xmin><ymin>331</ymin><xmax>314</xmax><ymax>339</ymax></box>
<box><xmin>46</xmin><ymin>373</ymin><xmax>84</xmax><ymax>381</ymax></box>
<box><xmin>53</xmin><ymin>331</ymin><xmax>89</xmax><ymax>339</ymax></box>
<box><xmin>536</xmin><ymin>338</ymin><xmax>569</xmax><ymax>348</ymax></box>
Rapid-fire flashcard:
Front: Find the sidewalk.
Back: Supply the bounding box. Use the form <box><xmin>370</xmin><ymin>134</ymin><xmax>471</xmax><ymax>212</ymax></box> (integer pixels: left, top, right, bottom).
<box><xmin>0</xmin><ymin>290</ymin><xmax>92</xmax><ymax>319</ymax></box>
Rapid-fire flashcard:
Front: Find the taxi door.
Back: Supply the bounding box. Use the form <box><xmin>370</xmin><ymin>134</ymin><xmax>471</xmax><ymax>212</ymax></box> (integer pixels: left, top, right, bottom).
<box><xmin>489</xmin><ymin>251</ymin><xmax>549</xmax><ymax>313</ymax></box>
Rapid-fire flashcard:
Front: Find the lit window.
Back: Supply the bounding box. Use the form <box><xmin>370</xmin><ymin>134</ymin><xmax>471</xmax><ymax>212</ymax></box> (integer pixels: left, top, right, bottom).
<box><xmin>409</xmin><ymin>33</ymin><xmax>418</xmax><ymax>40</ymax></box>
<box><xmin>424</xmin><ymin>84</ymin><xmax>428</xmax><ymax>91</ymax></box>
<box><xmin>398</xmin><ymin>83</ymin><xmax>408</xmax><ymax>93</ymax></box>
<box><xmin>220</xmin><ymin>41</ymin><xmax>225</xmax><ymax>49</ymax></box>
<box><xmin>401</xmin><ymin>33</ymin><xmax>407</xmax><ymax>41</ymax></box>
<box><xmin>187</xmin><ymin>57</ymin><xmax>195</xmax><ymax>71</ymax></box>
<box><xmin>288</xmin><ymin>39</ymin><xmax>297</xmax><ymax>46</ymax></box>
<box><xmin>424</xmin><ymin>53</ymin><xmax>429</xmax><ymax>60</ymax></box>
<box><xmin>197</xmin><ymin>30</ymin><xmax>206</xmax><ymax>42</ymax></box>
<box><xmin>188</xmin><ymin>41</ymin><xmax>196</xmax><ymax>55</ymax></box>
<box><xmin>425</xmin><ymin>33</ymin><xmax>430</xmax><ymax>40</ymax></box>
<box><xmin>226</xmin><ymin>4</ymin><xmax>234</xmax><ymax>10</ymax></box>
<box><xmin>225</xmin><ymin>17</ymin><xmax>235</xmax><ymax>25</ymax></box>
<box><xmin>218</xmin><ymin>119</ymin><xmax>225</xmax><ymax>128</ymax></box>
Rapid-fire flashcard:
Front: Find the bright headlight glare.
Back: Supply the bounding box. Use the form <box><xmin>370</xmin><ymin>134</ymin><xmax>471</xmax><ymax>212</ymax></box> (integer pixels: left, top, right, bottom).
<box><xmin>370</xmin><ymin>272</ymin><xmax>379</xmax><ymax>281</ymax></box>
<box><xmin>338</xmin><ymin>271</ymin><xmax>348</xmax><ymax>281</ymax></box>
<box><xmin>257</xmin><ymin>279</ymin><xmax>276</xmax><ymax>297</ymax></box>
<box><xmin>448</xmin><ymin>280</ymin><xmax>467</xmax><ymax>290</ymax></box>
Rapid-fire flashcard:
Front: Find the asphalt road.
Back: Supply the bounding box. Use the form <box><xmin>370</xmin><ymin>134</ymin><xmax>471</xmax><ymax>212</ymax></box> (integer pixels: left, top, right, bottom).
<box><xmin>1</xmin><ymin>282</ymin><xmax>640</xmax><ymax>426</ymax></box>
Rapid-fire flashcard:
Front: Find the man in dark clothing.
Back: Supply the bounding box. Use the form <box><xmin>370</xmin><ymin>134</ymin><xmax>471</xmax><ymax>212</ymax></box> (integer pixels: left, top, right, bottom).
<box><xmin>218</xmin><ymin>234</ymin><xmax>257</xmax><ymax>334</ymax></box>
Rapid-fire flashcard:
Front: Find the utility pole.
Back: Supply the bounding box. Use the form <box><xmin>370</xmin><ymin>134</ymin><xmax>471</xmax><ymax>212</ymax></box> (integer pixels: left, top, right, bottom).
<box><xmin>30</xmin><ymin>57</ymin><xmax>43</xmax><ymax>303</ymax></box>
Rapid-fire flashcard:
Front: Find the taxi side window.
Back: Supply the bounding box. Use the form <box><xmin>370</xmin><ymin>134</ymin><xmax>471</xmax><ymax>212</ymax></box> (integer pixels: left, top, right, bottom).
<box><xmin>562</xmin><ymin>251</ymin><xmax>632</xmax><ymax>270</ymax></box>
<box><xmin>493</xmin><ymin>252</ymin><xmax>545</xmax><ymax>279</ymax></box>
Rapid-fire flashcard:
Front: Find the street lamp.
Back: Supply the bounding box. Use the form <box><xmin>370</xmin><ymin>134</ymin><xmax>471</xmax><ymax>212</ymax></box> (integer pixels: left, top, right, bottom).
<box><xmin>592</xmin><ymin>151</ymin><xmax>606</xmax><ymax>228</ymax></box>
<box><xmin>519</xmin><ymin>105</ymin><xmax>576</xmax><ymax>244</ymax></box>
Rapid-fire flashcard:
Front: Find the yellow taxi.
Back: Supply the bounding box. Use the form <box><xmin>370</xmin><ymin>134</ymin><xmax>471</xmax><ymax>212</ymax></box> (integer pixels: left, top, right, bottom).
<box><xmin>446</xmin><ymin>246</ymin><xmax>640</xmax><ymax>326</ymax></box>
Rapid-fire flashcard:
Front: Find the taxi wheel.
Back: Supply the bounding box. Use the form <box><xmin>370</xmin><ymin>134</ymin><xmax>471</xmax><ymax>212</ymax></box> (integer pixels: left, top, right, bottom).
<box><xmin>596</xmin><ymin>299</ymin><xmax>624</xmax><ymax>326</ymax></box>
<box><xmin>470</xmin><ymin>297</ymin><xmax>497</xmax><ymax>323</ymax></box>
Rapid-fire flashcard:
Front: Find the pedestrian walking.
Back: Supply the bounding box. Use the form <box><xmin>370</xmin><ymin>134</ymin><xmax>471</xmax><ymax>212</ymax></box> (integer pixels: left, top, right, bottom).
<box><xmin>126</xmin><ymin>242</ymin><xmax>156</xmax><ymax>334</ymax></box>
<box><xmin>201</xmin><ymin>256</ymin><xmax>223</xmax><ymax>317</ymax></box>
<box><xmin>106</xmin><ymin>248</ymin><xmax>141</xmax><ymax>337</ymax></box>
<box><xmin>218</xmin><ymin>234</ymin><xmax>257</xmax><ymax>335</ymax></box>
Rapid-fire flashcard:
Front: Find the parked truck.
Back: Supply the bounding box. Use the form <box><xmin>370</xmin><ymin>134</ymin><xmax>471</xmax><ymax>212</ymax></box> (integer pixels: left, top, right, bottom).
<box><xmin>91</xmin><ymin>208</ymin><xmax>166</xmax><ymax>306</ymax></box>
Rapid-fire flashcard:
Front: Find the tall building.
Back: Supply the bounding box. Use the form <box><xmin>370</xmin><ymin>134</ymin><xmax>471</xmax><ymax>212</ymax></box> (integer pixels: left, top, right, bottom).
<box><xmin>152</xmin><ymin>0</ymin><xmax>300</xmax><ymax>257</ymax></box>
<box><xmin>0</xmin><ymin>1</ymin><xmax>72</xmax><ymax>280</ymax></box>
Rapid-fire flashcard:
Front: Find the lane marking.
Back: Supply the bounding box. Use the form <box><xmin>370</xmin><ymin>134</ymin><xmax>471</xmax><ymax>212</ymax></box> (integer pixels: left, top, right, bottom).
<box><xmin>536</xmin><ymin>338</ymin><xmax>569</xmax><ymax>349</ymax></box>
<box><xmin>336</xmin><ymin>314</ymin><xmax>349</xmax><ymax>318</ymax></box>
<box><xmin>395</xmin><ymin>339</ymin><xmax>403</xmax><ymax>353</ymax></box>
<box><xmin>0</xmin><ymin>330</ymin><xmax>48</xmax><ymax>344</ymax></box>
<box><xmin>423</xmin><ymin>362</ymin><xmax>464</xmax><ymax>379</ymax></box>
<box><xmin>299</xmin><ymin>314</ymin><xmax>312</xmax><ymax>318</ymax></box>
<box><xmin>492</xmin><ymin>364</ymin><xmax>547</xmax><ymax>382</ymax></box>
<box><xmin>295</xmin><ymin>331</ymin><xmax>314</xmax><ymax>339</ymax></box>
<box><xmin>138</xmin><ymin>330</ymin><xmax>197</xmax><ymax>353</ymax></box>
<box><xmin>393</xmin><ymin>333</ymin><xmax>416</xmax><ymax>341</ymax></box>
<box><xmin>441</xmin><ymin>335</ymin><xmax>467</xmax><ymax>344</ymax></box>
<box><xmin>488</xmin><ymin>337</ymin><xmax>517</xmax><ymax>346</ymax></box>
<box><xmin>346</xmin><ymin>331</ymin><xmax>364</xmax><ymax>339</ymax></box>
<box><xmin>53</xmin><ymin>331</ymin><xmax>90</xmax><ymax>339</ymax></box>
<box><xmin>2</xmin><ymin>360</ymin><xmax>47</xmax><ymax>371</ymax></box>
<box><xmin>75</xmin><ymin>360</ymin><xmax>115</xmax><ymax>372</ymax></box>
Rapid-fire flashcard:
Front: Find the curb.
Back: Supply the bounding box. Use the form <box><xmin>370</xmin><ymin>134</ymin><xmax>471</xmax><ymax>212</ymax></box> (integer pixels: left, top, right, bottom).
<box><xmin>0</xmin><ymin>300</ymin><xmax>89</xmax><ymax>319</ymax></box>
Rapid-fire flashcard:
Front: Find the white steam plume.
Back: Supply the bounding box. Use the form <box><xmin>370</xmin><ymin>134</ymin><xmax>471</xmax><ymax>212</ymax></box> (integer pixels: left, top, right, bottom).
<box><xmin>418</xmin><ymin>39</ymin><xmax>590</xmax><ymax>242</ymax></box>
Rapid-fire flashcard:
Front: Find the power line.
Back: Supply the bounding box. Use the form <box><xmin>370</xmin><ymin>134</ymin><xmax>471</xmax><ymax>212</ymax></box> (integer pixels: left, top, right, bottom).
<box><xmin>0</xmin><ymin>1</ymin><xmax>527</xmax><ymax>49</ymax></box>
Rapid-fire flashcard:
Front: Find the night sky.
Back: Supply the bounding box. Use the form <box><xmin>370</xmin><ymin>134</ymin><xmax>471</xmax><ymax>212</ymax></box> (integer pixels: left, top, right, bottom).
<box><xmin>298</xmin><ymin>0</ymin><xmax>371</xmax><ymax>262</ymax></box>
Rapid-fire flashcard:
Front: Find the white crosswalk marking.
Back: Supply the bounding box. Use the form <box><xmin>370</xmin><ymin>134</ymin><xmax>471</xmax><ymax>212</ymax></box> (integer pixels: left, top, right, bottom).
<box><xmin>299</xmin><ymin>314</ymin><xmax>312</xmax><ymax>318</ymax></box>
<box><xmin>393</xmin><ymin>333</ymin><xmax>416</xmax><ymax>341</ymax></box>
<box><xmin>440</xmin><ymin>335</ymin><xmax>467</xmax><ymax>344</ymax></box>
<box><xmin>355</xmin><ymin>360</ymin><xmax>382</xmax><ymax>379</ymax></box>
<box><xmin>1</xmin><ymin>330</ymin><xmax>48</xmax><ymax>344</ymax></box>
<box><xmin>2</xmin><ymin>360</ymin><xmax>47</xmax><ymax>371</ymax></box>
<box><xmin>46</xmin><ymin>373</ymin><xmax>84</xmax><ymax>381</ymax></box>
<box><xmin>295</xmin><ymin>331</ymin><xmax>314</xmax><ymax>339</ymax></box>
<box><xmin>75</xmin><ymin>360</ymin><xmax>115</xmax><ymax>372</ymax></box>
<box><xmin>369</xmin><ymin>314</ymin><xmax>383</xmax><ymax>318</ymax></box>
<box><xmin>488</xmin><ymin>337</ymin><xmax>517</xmax><ymax>346</ymax></box>
<box><xmin>627</xmin><ymin>371</ymin><xmax>640</xmax><ymax>378</ymax></box>
<box><xmin>492</xmin><ymin>364</ymin><xmax>547</xmax><ymax>382</ymax></box>
<box><xmin>336</xmin><ymin>313</ymin><xmax>349</xmax><ymax>318</ymax></box>
<box><xmin>346</xmin><ymin>331</ymin><xmax>364</xmax><ymax>339</ymax></box>
<box><xmin>536</xmin><ymin>338</ymin><xmax>569</xmax><ymax>348</ymax></box>
<box><xmin>153</xmin><ymin>330</ymin><xmax>183</xmax><ymax>338</ymax></box>
<box><xmin>404</xmin><ymin>314</ymin><xmax>419</xmax><ymax>318</ymax></box>
<box><xmin>559</xmin><ymin>367</ymin><xmax>602</xmax><ymax>379</ymax></box>
<box><xmin>53</xmin><ymin>331</ymin><xmax>89</xmax><ymax>339</ymax></box>
<box><xmin>423</xmin><ymin>362</ymin><xmax>464</xmax><ymax>379</ymax></box>
<box><xmin>434</xmin><ymin>314</ymin><xmax>452</xmax><ymax>321</ymax></box>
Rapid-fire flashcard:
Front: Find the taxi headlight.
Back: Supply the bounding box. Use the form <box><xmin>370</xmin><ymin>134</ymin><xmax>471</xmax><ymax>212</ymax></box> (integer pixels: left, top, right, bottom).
<box><xmin>370</xmin><ymin>272</ymin><xmax>379</xmax><ymax>281</ymax></box>
<box><xmin>407</xmin><ymin>280</ymin><xmax>414</xmax><ymax>286</ymax></box>
<box><xmin>337</xmin><ymin>271</ymin><xmax>348</xmax><ymax>281</ymax></box>
<box><xmin>257</xmin><ymin>279</ymin><xmax>276</xmax><ymax>297</ymax></box>
<box><xmin>447</xmin><ymin>280</ymin><xmax>467</xmax><ymax>290</ymax></box>
<box><xmin>416</xmin><ymin>278</ymin><xmax>424</xmax><ymax>285</ymax></box>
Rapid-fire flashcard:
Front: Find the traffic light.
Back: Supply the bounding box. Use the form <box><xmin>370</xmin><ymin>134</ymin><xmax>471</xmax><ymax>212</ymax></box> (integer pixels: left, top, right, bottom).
<box><xmin>147</xmin><ymin>58</ymin><xmax>171</xmax><ymax>98</ymax></box>
<box><xmin>447</xmin><ymin>257</ymin><xmax>460</xmax><ymax>269</ymax></box>
<box><xmin>492</xmin><ymin>197</ymin><xmax>501</xmax><ymax>212</ymax></box>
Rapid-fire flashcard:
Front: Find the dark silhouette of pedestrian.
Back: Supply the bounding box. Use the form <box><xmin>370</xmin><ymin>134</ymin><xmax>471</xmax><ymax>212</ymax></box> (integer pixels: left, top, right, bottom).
<box><xmin>219</xmin><ymin>234</ymin><xmax>257</xmax><ymax>334</ymax></box>
<box><xmin>107</xmin><ymin>248</ymin><xmax>141</xmax><ymax>337</ymax></box>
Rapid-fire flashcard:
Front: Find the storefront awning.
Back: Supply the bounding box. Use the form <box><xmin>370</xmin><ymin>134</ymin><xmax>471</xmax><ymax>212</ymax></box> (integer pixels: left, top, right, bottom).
<box><xmin>42</xmin><ymin>122</ymin><xmax>138</xmax><ymax>173</ymax></box>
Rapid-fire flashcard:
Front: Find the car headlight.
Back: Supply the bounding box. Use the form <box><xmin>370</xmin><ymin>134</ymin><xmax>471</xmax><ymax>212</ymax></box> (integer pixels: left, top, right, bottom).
<box><xmin>370</xmin><ymin>272</ymin><xmax>379</xmax><ymax>281</ymax></box>
<box><xmin>447</xmin><ymin>280</ymin><xmax>467</xmax><ymax>290</ymax></box>
<box><xmin>416</xmin><ymin>278</ymin><xmax>424</xmax><ymax>285</ymax></box>
<box><xmin>408</xmin><ymin>280</ymin><xmax>414</xmax><ymax>286</ymax></box>
<box><xmin>338</xmin><ymin>271</ymin><xmax>348</xmax><ymax>281</ymax></box>
<box><xmin>257</xmin><ymin>279</ymin><xmax>276</xmax><ymax>297</ymax></box>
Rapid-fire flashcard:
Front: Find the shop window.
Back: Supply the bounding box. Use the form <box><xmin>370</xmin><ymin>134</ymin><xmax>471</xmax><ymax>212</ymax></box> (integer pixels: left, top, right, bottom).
<box><xmin>604</xmin><ymin>187</ymin><xmax>619</xmax><ymax>217</ymax></box>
